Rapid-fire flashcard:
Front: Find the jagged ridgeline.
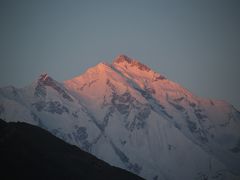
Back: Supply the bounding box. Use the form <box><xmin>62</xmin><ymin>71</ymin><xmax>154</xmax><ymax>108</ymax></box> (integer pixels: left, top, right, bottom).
<box><xmin>0</xmin><ymin>55</ymin><xmax>240</xmax><ymax>180</ymax></box>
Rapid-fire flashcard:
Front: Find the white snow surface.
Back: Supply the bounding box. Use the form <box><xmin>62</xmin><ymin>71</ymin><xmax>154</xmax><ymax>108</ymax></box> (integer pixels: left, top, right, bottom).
<box><xmin>0</xmin><ymin>55</ymin><xmax>240</xmax><ymax>180</ymax></box>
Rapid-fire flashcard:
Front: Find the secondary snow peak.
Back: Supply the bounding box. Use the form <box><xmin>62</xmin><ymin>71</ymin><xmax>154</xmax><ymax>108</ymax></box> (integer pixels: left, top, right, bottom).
<box><xmin>37</xmin><ymin>73</ymin><xmax>57</xmax><ymax>86</ymax></box>
<box><xmin>39</xmin><ymin>73</ymin><xmax>49</xmax><ymax>81</ymax></box>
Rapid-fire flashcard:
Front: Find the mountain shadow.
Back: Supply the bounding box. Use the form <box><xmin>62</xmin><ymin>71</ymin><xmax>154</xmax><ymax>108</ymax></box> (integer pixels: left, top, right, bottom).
<box><xmin>0</xmin><ymin>119</ymin><xmax>143</xmax><ymax>180</ymax></box>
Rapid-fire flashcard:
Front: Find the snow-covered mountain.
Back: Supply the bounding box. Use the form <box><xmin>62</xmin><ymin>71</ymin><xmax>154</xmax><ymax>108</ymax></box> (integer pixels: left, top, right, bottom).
<box><xmin>1</xmin><ymin>55</ymin><xmax>240</xmax><ymax>180</ymax></box>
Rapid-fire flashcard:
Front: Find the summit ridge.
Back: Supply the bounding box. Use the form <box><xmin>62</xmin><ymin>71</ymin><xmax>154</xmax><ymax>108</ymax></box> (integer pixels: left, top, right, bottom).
<box><xmin>113</xmin><ymin>54</ymin><xmax>151</xmax><ymax>72</ymax></box>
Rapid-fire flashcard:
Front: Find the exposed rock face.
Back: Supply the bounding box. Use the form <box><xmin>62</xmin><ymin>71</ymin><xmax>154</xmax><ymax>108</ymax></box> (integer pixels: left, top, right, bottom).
<box><xmin>32</xmin><ymin>101</ymin><xmax>69</xmax><ymax>114</ymax></box>
<box><xmin>114</xmin><ymin>54</ymin><xmax>151</xmax><ymax>72</ymax></box>
<box><xmin>35</xmin><ymin>73</ymin><xmax>73</xmax><ymax>102</ymax></box>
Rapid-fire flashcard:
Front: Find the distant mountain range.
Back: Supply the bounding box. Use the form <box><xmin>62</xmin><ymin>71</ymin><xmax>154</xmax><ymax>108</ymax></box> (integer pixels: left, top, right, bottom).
<box><xmin>0</xmin><ymin>54</ymin><xmax>240</xmax><ymax>180</ymax></box>
<box><xmin>0</xmin><ymin>119</ymin><xmax>142</xmax><ymax>180</ymax></box>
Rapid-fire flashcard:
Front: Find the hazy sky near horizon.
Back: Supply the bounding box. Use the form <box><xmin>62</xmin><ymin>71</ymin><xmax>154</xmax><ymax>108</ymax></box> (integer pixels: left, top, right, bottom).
<box><xmin>0</xmin><ymin>0</ymin><xmax>240</xmax><ymax>109</ymax></box>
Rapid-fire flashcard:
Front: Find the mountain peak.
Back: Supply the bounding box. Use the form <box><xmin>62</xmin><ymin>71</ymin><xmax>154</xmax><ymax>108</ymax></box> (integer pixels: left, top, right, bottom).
<box><xmin>37</xmin><ymin>73</ymin><xmax>56</xmax><ymax>85</ymax></box>
<box><xmin>113</xmin><ymin>54</ymin><xmax>151</xmax><ymax>72</ymax></box>
<box><xmin>84</xmin><ymin>62</ymin><xmax>112</xmax><ymax>75</ymax></box>
<box><xmin>96</xmin><ymin>62</ymin><xmax>110</xmax><ymax>69</ymax></box>
<box><xmin>39</xmin><ymin>73</ymin><xmax>50</xmax><ymax>82</ymax></box>
<box><xmin>114</xmin><ymin>54</ymin><xmax>132</xmax><ymax>64</ymax></box>
<box><xmin>36</xmin><ymin>73</ymin><xmax>73</xmax><ymax>101</ymax></box>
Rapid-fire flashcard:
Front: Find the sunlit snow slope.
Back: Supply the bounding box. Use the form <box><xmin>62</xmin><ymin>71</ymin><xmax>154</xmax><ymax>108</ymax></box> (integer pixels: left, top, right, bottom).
<box><xmin>1</xmin><ymin>55</ymin><xmax>240</xmax><ymax>180</ymax></box>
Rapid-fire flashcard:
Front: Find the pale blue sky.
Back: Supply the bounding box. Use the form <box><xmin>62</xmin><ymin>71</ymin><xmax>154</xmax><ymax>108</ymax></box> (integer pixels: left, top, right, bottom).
<box><xmin>0</xmin><ymin>0</ymin><xmax>240</xmax><ymax>109</ymax></box>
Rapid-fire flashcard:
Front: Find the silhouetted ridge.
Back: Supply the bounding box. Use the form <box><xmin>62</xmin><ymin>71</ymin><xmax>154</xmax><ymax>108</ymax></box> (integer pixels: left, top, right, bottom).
<box><xmin>0</xmin><ymin>119</ymin><xmax>143</xmax><ymax>180</ymax></box>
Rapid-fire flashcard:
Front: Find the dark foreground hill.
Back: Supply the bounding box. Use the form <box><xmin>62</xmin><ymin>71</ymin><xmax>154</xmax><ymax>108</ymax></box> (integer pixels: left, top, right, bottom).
<box><xmin>0</xmin><ymin>119</ymin><xmax>143</xmax><ymax>180</ymax></box>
